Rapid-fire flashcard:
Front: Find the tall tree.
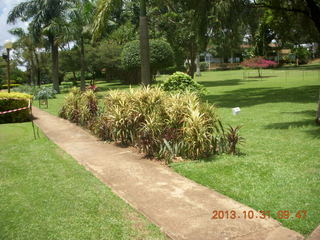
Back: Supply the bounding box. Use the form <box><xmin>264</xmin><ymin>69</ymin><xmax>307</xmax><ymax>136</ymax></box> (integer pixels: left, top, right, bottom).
<box><xmin>9</xmin><ymin>28</ymin><xmax>42</xmax><ymax>86</ymax></box>
<box><xmin>150</xmin><ymin>0</ymin><xmax>213</xmax><ymax>78</ymax></box>
<box><xmin>139</xmin><ymin>0</ymin><xmax>151</xmax><ymax>85</ymax></box>
<box><xmin>67</xmin><ymin>0</ymin><xmax>95</xmax><ymax>91</ymax></box>
<box><xmin>7</xmin><ymin>0</ymin><xmax>75</xmax><ymax>93</ymax></box>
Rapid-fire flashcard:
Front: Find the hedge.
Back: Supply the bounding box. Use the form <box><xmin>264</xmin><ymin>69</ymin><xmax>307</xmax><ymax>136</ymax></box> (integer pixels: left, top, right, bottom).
<box><xmin>1</xmin><ymin>84</ymin><xmax>21</xmax><ymax>89</ymax></box>
<box><xmin>0</xmin><ymin>92</ymin><xmax>33</xmax><ymax>124</ymax></box>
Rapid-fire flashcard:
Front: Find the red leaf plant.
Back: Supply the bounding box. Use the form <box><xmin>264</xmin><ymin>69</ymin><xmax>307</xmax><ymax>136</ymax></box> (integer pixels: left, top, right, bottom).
<box><xmin>241</xmin><ymin>57</ymin><xmax>277</xmax><ymax>77</ymax></box>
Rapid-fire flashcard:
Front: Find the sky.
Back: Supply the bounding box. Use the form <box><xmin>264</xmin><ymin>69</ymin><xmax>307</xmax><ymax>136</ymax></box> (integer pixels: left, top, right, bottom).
<box><xmin>0</xmin><ymin>0</ymin><xmax>29</xmax><ymax>47</ymax></box>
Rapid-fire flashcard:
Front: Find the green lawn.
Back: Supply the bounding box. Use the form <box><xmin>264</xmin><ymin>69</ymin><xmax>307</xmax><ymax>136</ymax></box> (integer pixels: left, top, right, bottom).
<box><xmin>33</xmin><ymin>64</ymin><xmax>320</xmax><ymax>236</ymax></box>
<box><xmin>0</xmin><ymin>123</ymin><xmax>167</xmax><ymax>240</ymax></box>
<box><xmin>172</xmin><ymin>66</ymin><xmax>320</xmax><ymax>236</ymax></box>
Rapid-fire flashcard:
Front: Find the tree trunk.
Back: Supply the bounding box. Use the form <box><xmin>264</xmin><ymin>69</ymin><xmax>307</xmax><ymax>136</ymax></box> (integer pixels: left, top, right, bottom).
<box><xmin>80</xmin><ymin>36</ymin><xmax>86</xmax><ymax>91</ymax></box>
<box><xmin>139</xmin><ymin>0</ymin><xmax>151</xmax><ymax>86</ymax></box>
<box><xmin>49</xmin><ymin>34</ymin><xmax>60</xmax><ymax>93</ymax></box>
<box><xmin>316</xmin><ymin>91</ymin><xmax>320</xmax><ymax>124</ymax></box>
<box><xmin>188</xmin><ymin>44</ymin><xmax>197</xmax><ymax>79</ymax></box>
<box><xmin>196</xmin><ymin>54</ymin><xmax>201</xmax><ymax>77</ymax></box>
<box><xmin>72</xmin><ymin>71</ymin><xmax>78</xmax><ymax>86</ymax></box>
<box><xmin>30</xmin><ymin>57</ymin><xmax>36</xmax><ymax>86</ymax></box>
<box><xmin>33</xmin><ymin>50</ymin><xmax>41</xmax><ymax>86</ymax></box>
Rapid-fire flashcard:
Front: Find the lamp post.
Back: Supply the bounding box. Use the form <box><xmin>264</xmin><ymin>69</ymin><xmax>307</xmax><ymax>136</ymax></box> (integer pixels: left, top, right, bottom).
<box><xmin>3</xmin><ymin>41</ymin><xmax>13</xmax><ymax>93</ymax></box>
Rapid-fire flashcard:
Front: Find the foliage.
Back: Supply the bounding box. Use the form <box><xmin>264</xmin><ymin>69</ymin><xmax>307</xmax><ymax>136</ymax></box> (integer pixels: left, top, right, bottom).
<box><xmin>160</xmin><ymin>72</ymin><xmax>205</xmax><ymax>95</ymax></box>
<box><xmin>35</xmin><ymin>86</ymin><xmax>57</xmax><ymax>100</ymax></box>
<box><xmin>292</xmin><ymin>47</ymin><xmax>311</xmax><ymax>64</ymax></box>
<box><xmin>58</xmin><ymin>87</ymin><xmax>239</xmax><ymax>161</ymax></box>
<box><xmin>241</xmin><ymin>57</ymin><xmax>277</xmax><ymax>77</ymax></box>
<box><xmin>241</xmin><ymin>57</ymin><xmax>278</xmax><ymax>69</ymax></box>
<box><xmin>0</xmin><ymin>92</ymin><xmax>32</xmax><ymax>124</ymax></box>
<box><xmin>85</xmin><ymin>41</ymin><xmax>123</xmax><ymax>81</ymax></box>
<box><xmin>200</xmin><ymin>62</ymin><xmax>209</xmax><ymax>71</ymax></box>
<box><xmin>121</xmin><ymin>39</ymin><xmax>174</xmax><ymax>74</ymax></box>
<box><xmin>13</xmin><ymin>85</ymin><xmax>56</xmax><ymax>100</ymax></box>
<box><xmin>1</xmin><ymin>84</ymin><xmax>21</xmax><ymax>89</ymax></box>
<box><xmin>225</xmin><ymin>125</ymin><xmax>245</xmax><ymax>155</ymax></box>
<box><xmin>59</xmin><ymin>88</ymin><xmax>98</xmax><ymax>128</ymax></box>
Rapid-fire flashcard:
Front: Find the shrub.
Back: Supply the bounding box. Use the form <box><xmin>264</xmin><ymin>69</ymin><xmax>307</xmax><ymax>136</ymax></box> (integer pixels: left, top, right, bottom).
<box><xmin>35</xmin><ymin>86</ymin><xmax>57</xmax><ymax>100</ymax></box>
<box><xmin>0</xmin><ymin>92</ymin><xmax>32</xmax><ymax>124</ymax></box>
<box><xmin>121</xmin><ymin>39</ymin><xmax>174</xmax><ymax>83</ymax></box>
<box><xmin>59</xmin><ymin>88</ymin><xmax>98</xmax><ymax>128</ymax></box>
<box><xmin>13</xmin><ymin>85</ymin><xmax>56</xmax><ymax>100</ymax></box>
<box><xmin>292</xmin><ymin>47</ymin><xmax>310</xmax><ymax>64</ymax></box>
<box><xmin>200</xmin><ymin>62</ymin><xmax>209</xmax><ymax>71</ymax></box>
<box><xmin>1</xmin><ymin>84</ymin><xmax>21</xmax><ymax>89</ymax></box>
<box><xmin>60</xmin><ymin>87</ymin><xmax>243</xmax><ymax>161</ymax></box>
<box><xmin>160</xmin><ymin>72</ymin><xmax>205</xmax><ymax>95</ymax></box>
<box><xmin>94</xmin><ymin>87</ymin><xmax>233</xmax><ymax>160</ymax></box>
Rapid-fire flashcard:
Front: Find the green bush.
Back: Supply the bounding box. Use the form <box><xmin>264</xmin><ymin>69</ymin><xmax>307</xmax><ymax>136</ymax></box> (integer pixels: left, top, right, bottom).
<box><xmin>200</xmin><ymin>62</ymin><xmax>209</xmax><ymax>71</ymax></box>
<box><xmin>59</xmin><ymin>88</ymin><xmax>98</xmax><ymax>128</ymax></box>
<box><xmin>13</xmin><ymin>85</ymin><xmax>57</xmax><ymax>100</ymax></box>
<box><xmin>0</xmin><ymin>92</ymin><xmax>32</xmax><ymax>124</ymax></box>
<box><xmin>121</xmin><ymin>39</ymin><xmax>174</xmax><ymax>83</ymax></box>
<box><xmin>293</xmin><ymin>47</ymin><xmax>311</xmax><ymax>64</ymax></box>
<box><xmin>1</xmin><ymin>84</ymin><xmax>21</xmax><ymax>89</ymax></box>
<box><xmin>160</xmin><ymin>72</ymin><xmax>205</xmax><ymax>95</ymax></box>
<box><xmin>35</xmin><ymin>86</ymin><xmax>57</xmax><ymax>100</ymax></box>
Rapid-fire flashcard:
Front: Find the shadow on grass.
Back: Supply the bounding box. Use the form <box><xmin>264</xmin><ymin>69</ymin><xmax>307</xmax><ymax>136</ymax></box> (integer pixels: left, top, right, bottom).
<box><xmin>205</xmin><ymin>85</ymin><xmax>320</xmax><ymax>108</ymax></box>
<box><xmin>265</xmin><ymin>119</ymin><xmax>319</xmax><ymax>138</ymax></box>
<box><xmin>275</xmin><ymin>64</ymin><xmax>320</xmax><ymax>71</ymax></box>
<box><xmin>200</xmin><ymin>78</ymin><xmax>263</xmax><ymax>88</ymax></box>
<box><xmin>247</xmin><ymin>75</ymin><xmax>277</xmax><ymax>79</ymax></box>
<box><xmin>201</xmin><ymin>79</ymin><xmax>242</xmax><ymax>87</ymax></box>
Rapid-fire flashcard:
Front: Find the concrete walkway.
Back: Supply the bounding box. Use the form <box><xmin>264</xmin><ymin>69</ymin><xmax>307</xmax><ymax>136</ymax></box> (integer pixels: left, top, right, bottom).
<box><xmin>33</xmin><ymin>107</ymin><xmax>304</xmax><ymax>240</ymax></box>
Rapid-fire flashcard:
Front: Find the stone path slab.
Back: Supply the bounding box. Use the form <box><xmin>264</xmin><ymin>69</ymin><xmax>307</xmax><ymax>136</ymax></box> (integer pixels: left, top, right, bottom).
<box><xmin>33</xmin><ymin>107</ymin><xmax>304</xmax><ymax>240</ymax></box>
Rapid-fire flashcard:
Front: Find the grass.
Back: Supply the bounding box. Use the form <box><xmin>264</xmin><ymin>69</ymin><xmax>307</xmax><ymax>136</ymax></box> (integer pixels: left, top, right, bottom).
<box><xmin>171</xmin><ymin>65</ymin><xmax>320</xmax><ymax>236</ymax></box>
<box><xmin>0</xmin><ymin>123</ymin><xmax>167</xmax><ymax>240</ymax></box>
<box><xmin>29</xmin><ymin>64</ymin><xmax>320</xmax><ymax>236</ymax></box>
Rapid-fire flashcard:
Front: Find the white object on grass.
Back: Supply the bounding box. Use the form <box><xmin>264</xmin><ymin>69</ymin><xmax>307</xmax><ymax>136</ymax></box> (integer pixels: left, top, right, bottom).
<box><xmin>232</xmin><ymin>107</ymin><xmax>241</xmax><ymax>115</ymax></box>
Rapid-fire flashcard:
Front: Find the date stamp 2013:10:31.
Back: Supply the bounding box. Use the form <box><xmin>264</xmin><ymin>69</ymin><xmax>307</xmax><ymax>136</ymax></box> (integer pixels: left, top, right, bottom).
<box><xmin>211</xmin><ymin>210</ymin><xmax>307</xmax><ymax>220</ymax></box>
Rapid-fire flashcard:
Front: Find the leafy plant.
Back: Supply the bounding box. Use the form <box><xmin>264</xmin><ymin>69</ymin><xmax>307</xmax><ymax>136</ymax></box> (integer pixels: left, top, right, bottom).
<box><xmin>60</xmin><ymin>87</ymin><xmax>243</xmax><ymax>161</ymax></box>
<box><xmin>12</xmin><ymin>85</ymin><xmax>56</xmax><ymax>100</ymax></box>
<box><xmin>59</xmin><ymin>88</ymin><xmax>98</xmax><ymax>128</ymax></box>
<box><xmin>35</xmin><ymin>86</ymin><xmax>57</xmax><ymax>100</ymax></box>
<box><xmin>225</xmin><ymin>125</ymin><xmax>245</xmax><ymax>155</ymax></box>
<box><xmin>160</xmin><ymin>72</ymin><xmax>206</xmax><ymax>95</ymax></box>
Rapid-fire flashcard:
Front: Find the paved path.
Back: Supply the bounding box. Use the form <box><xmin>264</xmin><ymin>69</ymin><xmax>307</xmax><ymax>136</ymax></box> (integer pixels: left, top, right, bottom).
<box><xmin>33</xmin><ymin>107</ymin><xmax>304</xmax><ymax>240</ymax></box>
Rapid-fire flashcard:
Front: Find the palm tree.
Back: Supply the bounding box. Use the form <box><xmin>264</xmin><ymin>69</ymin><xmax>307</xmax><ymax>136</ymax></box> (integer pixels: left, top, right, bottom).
<box><xmin>92</xmin><ymin>0</ymin><xmax>151</xmax><ymax>85</ymax></box>
<box><xmin>7</xmin><ymin>0</ymin><xmax>75</xmax><ymax>93</ymax></box>
<box><xmin>67</xmin><ymin>0</ymin><xmax>95</xmax><ymax>91</ymax></box>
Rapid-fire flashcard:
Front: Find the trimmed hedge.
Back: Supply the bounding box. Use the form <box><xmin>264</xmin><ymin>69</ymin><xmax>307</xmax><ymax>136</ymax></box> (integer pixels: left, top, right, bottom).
<box><xmin>0</xmin><ymin>92</ymin><xmax>33</xmax><ymax>124</ymax></box>
<box><xmin>1</xmin><ymin>84</ymin><xmax>21</xmax><ymax>89</ymax></box>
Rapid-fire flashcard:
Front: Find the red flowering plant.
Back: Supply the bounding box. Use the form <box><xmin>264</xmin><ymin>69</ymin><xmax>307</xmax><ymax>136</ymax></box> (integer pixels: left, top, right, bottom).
<box><xmin>241</xmin><ymin>57</ymin><xmax>277</xmax><ymax>78</ymax></box>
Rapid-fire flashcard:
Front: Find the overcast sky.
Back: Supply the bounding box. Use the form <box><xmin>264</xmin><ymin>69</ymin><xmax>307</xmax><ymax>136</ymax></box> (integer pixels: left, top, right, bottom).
<box><xmin>0</xmin><ymin>0</ymin><xmax>29</xmax><ymax>47</ymax></box>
